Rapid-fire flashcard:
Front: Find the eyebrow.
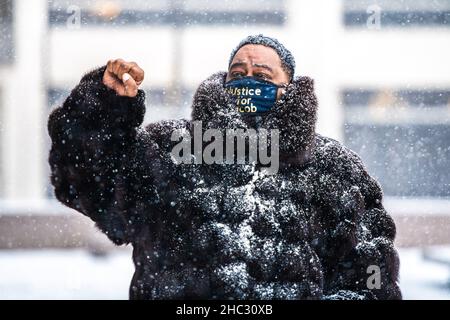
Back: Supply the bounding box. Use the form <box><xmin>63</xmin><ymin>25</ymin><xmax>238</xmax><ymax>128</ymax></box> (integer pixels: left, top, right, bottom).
<box><xmin>229</xmin><ymin>62</ymin><xmax>247</xmax><ymax>70</ymax></box>
<box><xmin>252</xmin><ymin>63</ymin><xmax>273</xmax><ymax>72</ymax></box>
<box><xmin>229</xmin><ymin>62</ymin><xmax>274</xmax><ymax>73</ymax></box>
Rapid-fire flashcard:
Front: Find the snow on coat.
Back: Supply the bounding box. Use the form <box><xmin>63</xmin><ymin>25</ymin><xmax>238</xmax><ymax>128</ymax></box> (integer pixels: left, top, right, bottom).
<box><xmin>47</xmin><ymin>66</ymin><xmax>401</xmax><ymax>300</ymax></box>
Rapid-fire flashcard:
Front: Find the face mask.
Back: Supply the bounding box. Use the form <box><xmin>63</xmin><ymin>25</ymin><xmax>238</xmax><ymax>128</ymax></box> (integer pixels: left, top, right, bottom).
<box><xmin>225</xmin><ymin>76</ymin><xmax>285</xmax><ymax>115</ymax></box>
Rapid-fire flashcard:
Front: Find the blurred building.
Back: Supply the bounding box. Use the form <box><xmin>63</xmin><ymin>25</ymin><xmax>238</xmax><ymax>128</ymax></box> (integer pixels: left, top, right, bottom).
<box><xmin>0</xmin><ymin>0</ymin><xmax>449</xmax><ymax>249</ymax></box>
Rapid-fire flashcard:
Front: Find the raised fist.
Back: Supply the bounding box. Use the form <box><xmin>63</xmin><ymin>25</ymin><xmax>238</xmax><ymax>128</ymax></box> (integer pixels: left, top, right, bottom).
<box><xmin>103</xmin><ymin>59</ymin><xmax>144</xmax><ymax>97</ymax></box>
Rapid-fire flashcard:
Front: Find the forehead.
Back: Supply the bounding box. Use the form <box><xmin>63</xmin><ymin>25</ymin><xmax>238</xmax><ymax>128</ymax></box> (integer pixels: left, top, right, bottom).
<box><xmin>230</xmin><ymin>44</ymin><xmax>282</xmax><ymax>67</ymax></box>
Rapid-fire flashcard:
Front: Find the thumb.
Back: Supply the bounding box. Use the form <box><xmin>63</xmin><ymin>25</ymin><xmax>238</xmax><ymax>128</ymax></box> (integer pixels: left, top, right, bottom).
<box><xmin>122</xmin><ymin>73</ymin><xmax>138</xmax><ymax>97</ymax></box>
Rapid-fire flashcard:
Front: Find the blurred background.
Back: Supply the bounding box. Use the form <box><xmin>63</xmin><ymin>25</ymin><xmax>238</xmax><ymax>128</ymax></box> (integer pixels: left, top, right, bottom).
<box><xmin>0</xmin><ymin>0</ymin><xmax>449</xmax><ymax>299</ymax></box>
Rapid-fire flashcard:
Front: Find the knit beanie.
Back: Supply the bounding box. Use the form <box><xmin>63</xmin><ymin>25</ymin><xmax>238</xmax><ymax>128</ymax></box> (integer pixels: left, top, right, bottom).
<box><xmin>229</xmin><ymin>34</ymin><xmax>296</xmax><ymax>80</ymax></box>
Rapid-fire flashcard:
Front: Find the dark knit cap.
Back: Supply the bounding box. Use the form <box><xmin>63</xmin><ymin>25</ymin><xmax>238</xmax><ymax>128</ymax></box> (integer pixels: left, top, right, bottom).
<box><xmin>228</xmin><ymin>34</ymin><xmax>296</xmax><ymax>80</ymax></box>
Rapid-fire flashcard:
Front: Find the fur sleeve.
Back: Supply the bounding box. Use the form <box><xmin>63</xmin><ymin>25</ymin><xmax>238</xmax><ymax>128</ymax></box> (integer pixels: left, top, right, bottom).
<box><xmin>323</xmin><ymin>192</ymin><xmax>402</xmax><ymax>300</ymax></box>
<box><xmin>315</xmin><ymin>137</ymin><xmax>402</xmax><ymax>300</ymax></box>
<box><xmin>47</xmin><ymin>66</ymin><xmax>149</xmax><ymax>245</ymax></box>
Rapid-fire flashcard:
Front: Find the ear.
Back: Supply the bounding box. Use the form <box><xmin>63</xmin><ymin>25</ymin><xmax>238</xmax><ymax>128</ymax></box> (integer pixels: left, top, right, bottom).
<box><xmin>277</xmin><ymin>87</ymin><xmax>287</xmax><ymax>100</ymax></box>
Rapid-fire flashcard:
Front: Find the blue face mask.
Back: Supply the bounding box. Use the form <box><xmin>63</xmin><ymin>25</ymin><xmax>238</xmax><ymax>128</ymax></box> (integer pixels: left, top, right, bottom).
<box><xmin>225</xmin><ymin>77</ymin><xmax>284</xmax><ymax>115</ymax></box>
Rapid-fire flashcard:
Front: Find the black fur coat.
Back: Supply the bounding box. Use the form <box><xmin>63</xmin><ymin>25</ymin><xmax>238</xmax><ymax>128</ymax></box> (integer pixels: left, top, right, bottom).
<box><xmin>48</xmin><ymin>66</ymin><xmax>401</xmax><ymax>300</ymax></box>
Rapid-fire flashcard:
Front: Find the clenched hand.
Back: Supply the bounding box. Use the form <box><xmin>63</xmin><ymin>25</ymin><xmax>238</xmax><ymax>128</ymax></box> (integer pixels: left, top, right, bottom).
<box><xmin>103</xmin><ymin>59</ymin><xmax>144</xmax><ymax>97</ymax></box>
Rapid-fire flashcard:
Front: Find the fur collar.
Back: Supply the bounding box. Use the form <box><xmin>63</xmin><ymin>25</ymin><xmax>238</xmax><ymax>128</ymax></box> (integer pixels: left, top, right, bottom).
<box><xmin>190</xmin><ymin>72</ymin><xmax>318</xmax><ymax>165</ymax></box>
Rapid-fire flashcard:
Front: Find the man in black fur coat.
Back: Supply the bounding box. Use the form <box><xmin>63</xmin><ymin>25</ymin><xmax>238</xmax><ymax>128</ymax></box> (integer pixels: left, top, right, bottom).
<box><xmin>48</xmin><ymin>35</ymin><xmax>401</xmax><ymax>299</ymax></box>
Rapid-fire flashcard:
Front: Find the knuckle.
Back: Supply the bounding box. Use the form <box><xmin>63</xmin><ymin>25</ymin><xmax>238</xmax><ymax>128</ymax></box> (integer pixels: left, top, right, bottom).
<box><xmin>132</xmin><ymin>66</ymin><xmax>144</xmax><ymax>78</ymax></box>
<box><xmin>130</xmin><ymin>65</ymin><xmax>138</xmax><ymax>73</ymax></box>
